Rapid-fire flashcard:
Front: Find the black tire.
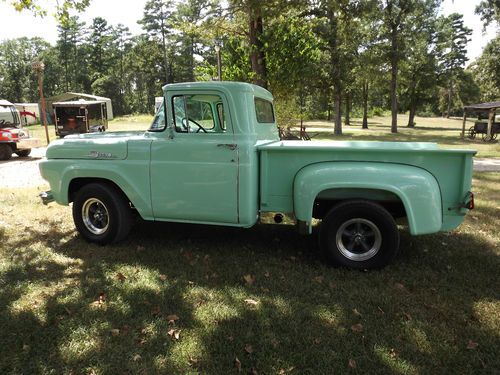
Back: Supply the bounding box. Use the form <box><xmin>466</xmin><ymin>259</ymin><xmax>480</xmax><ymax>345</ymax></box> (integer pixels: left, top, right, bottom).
<box><xmin>467</xmin><ymin>126</ymin><xmax>476</xmax><ymax>139</ymax></box>
<box><xmin>0</xmin><ymin>144</ymin><xmax>13</xmax><ymax>160</ymax></box>
<box><xmin>319</xmin><ymin>200</ymin><xmax>400</xmax><ymax>269</ymax></box>
<box><xmin>15</xmin><ymin>149</ymin><xmax>31</xmax><ymax>157</ymax></box>
<box><xmin>72</xmin><ymin>183</ymin><xmax>132</xmax><ymax>244</ymax></box>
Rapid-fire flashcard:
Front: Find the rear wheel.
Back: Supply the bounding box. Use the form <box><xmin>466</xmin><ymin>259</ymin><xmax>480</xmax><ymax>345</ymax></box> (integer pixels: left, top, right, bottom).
<box><xmin>15</xmin><ymin>149</ymin><xmax>31</xmax><ymax>157</ymax></box>
<box><xmin>0</xmin><ymin>144</ymin><xmax>12</xmax><ymax>160</ymax></box>
<box><xmin>72</xmin><ymin>183</ymin><xmax>132</xmax><ymax>244</ymax></box>
<box><xmin>319</xmin><ymin>200</ymin><xmax>400</xmax><ymax>269</ymax></box>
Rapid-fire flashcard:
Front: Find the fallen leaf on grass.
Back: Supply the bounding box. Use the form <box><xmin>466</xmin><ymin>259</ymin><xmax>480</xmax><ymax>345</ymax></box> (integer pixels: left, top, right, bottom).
<box><xmin>389</xmin><ymin>348</ymin><xmax>398</xmax><ymax>358</ymax></box>
<box><xmin>402</xmin><ymin>312</ymin><xmax>412</xmax><ymax>321</ymax></box>
<box><xmin>91</xmin><ymin>293</ymin><xmax>106</xmax><ymax>307</ymax></box>
<box><xmin>166</xmin><ymin>314</ymin><xmax>180</xmax><ymax>324</ymax></box>
<box><xmin>234</xmin><ymin>356</ymin><xmax>242</xmax><ymax>372</ymax></box>
<box><xmin>133</xmin><ymin>354</ymin><xmax>142</xmax><ymax>362</ymax></box>
<box><xmin>116</xmin><ymin>272</ymin><xmax>127</xmax><ymax>282</ymax></box>
<box><xmin>313</xmin><ymin>338</ymin><xmax>321</xmax><ymax>344</ymax></box>
<box><xmin>167</xmin><ymin>328</ymin><xmax>181</xmax><ymax>340</ymax></box>
<box><xmin>466</xmin><ymin>340</ymin><xmax>478</xmax><ymax>350</ymax></box>
<box><xmin>22</xmin><ymin>344</ymin><xmax>30</xmax><ymax>351</ymax></box>
<box><xmin>313</xmin><ymin>276</ymin><xmax>324</xmax><ymax>284</ymax></box>
<box><xmin>159</xmin><ymin>274</ymin><xmax>167</xmax><ymax>281</ymax></box>
<box><xmin>110</xmin><ymin>328</ymin><xmax>120</xmax><ymax>336</ymax></box>
<box><xmin>351</xmin><ymin>323</ymin><xmax>364</xmax><ymax>333</ymax></box>
<box><xmin>243</xmin><ymin>274</ymin><xmax>256</xmax><ymax>285</ymax></box>
<box><xmin>394</xmin><ymin>283</ymin><xmax>406</xmax><ymax>291</ymax></box>
<box><xmin>244</xmin><ymin>299</ymin><xmax>259</xmax><ymax>307</ymax></box>
<box><xmin>151</xmin><ymin>305</ymin><xmax>161</xmax><ymax>316</ymax></box>
<box><xmin>264</xmin><ymin>271</ymin><xmax>270</xmax><ymax>278</ymax></box>
<box><xmin>278</xmin><ymin>367</ymin><xmax>295</xmax><ymax>374</ymax></box>
<box><xmin>244</xmin><ymin>344</ymin><xmax>253</xmax><ymax>354</ymax></box>
<box><xmin>271</xmin><ymin>338</ymin><xmax>279</xmax><ymax>348</ymax></box>
<box><xmin>348</xmin><ymin>359</ymin><xmax>357</xmax><ymax>369</ymax></box>
<box><xmin>352</xmin><ymin>308</ymin><xmax>362</xmax><ymax>317</ymax></box>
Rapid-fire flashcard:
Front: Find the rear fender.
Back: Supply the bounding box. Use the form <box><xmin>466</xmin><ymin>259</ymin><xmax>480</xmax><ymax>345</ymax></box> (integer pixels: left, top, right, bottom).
<box><xmin>293</xmin><ymin>162</ymin><xmax>442</xmax><ymax>235</ymax></box>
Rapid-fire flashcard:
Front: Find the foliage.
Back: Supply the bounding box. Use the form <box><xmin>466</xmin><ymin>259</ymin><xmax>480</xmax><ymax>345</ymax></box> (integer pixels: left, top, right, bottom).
<box><xmin>470</xmin><ymin>35</ymin><xmax>500</xmax><ymax>102</ymax></box>
<box><xmin>0</xmin><ymin>0</ymin><xmax>492</xmax><ymax>130</ymax></box>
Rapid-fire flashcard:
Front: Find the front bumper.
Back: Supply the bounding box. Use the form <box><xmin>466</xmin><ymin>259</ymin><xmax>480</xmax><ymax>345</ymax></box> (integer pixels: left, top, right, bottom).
<box><xmin>17</xmin><ymin>137</ymin><xmax>42</xmax><ymax>150</ymax></box>
<box><xmin>39</xmin><ymin>191</ymin><xmax>54</xmax><ymax>205</ymax></box>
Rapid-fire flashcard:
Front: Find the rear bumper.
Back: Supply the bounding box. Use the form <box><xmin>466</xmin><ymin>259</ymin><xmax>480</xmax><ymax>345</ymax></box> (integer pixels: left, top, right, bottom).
<box><xmin>17</xmin><ymin>138</ymin><xmax>42</xmax><ymax>150</ymax></box>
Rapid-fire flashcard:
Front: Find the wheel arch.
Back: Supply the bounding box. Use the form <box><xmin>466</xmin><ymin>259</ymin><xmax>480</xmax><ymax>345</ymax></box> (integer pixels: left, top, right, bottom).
<box><xmin>293</xmin><ymin>162</ymin><xmax>442</xmax><ymax>235</ymax></box>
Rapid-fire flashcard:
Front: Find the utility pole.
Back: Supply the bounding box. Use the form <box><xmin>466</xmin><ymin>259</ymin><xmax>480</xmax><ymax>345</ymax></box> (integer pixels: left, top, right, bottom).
<box><xmin>214</xmin><ymin>44</ymin><xmax>222</xmax><ymax>81</ymax></box>
<box><xmin>32</xmin><ymin>61</ymin><xmax>50</xmax><ymax>145</ymax></box>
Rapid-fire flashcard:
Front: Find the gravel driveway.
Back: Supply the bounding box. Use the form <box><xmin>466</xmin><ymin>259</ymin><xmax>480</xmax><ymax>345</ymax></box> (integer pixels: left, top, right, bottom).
<box><xmin>1</xmin><ymin>147</ymin><xmax>499</xmax><ymax>188</ymax></box>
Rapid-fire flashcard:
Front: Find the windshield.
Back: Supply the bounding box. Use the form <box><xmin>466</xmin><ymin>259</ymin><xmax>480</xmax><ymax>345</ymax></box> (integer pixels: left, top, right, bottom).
<box><xmin>0</xmin><ymin>105</ymin><xmax>20</xmax><ymax>128</ymax></box>
<box><xmin>149</xmin><ymin>98</ymin><xmax>166</xmax><ymax>131</ymax></box>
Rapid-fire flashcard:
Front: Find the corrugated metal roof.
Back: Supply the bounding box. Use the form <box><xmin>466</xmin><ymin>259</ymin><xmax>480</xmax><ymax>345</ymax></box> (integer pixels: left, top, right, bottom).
<box><xmin>464</xmin><ymin>101</ymin><xmax>500</xmax><ymax>110</ymax></box>
<box><xmin>0</xmin><ymin>99</ymin><xmax>14</xmax><ymax>106</ymax></box>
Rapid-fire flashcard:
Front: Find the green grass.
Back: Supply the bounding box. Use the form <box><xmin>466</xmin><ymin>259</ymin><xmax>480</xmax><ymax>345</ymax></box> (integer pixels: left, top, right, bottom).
<box><xmin>1</xmin><ymin>173</ymin><xmax>499</xmax><ymax>374</ymax></box>
<box><xmin>298</xmin><ymin>115</ymin><xmax>500</xmax><ymax>158</ymax></box>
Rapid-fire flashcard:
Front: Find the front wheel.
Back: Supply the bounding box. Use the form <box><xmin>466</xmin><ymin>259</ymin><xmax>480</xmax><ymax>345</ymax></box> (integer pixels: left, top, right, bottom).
<box><xmin>15</xmin><ymin>149</ymin><xmax>31</xmax><ymax>157</ymax></box>
<box><xmin>319</xmin><ymin>200</ymin><xmax>400</xmax><ymax>269</ymax></box>
<box><xmin>72</xmin><ymin>183</ymin><xmax>132</xmax><ymax>244</ymax></box>
<box><xmin>0</xmin><ymin>144</ymin><xmax>12</xmax><ymax>160</ymax></box>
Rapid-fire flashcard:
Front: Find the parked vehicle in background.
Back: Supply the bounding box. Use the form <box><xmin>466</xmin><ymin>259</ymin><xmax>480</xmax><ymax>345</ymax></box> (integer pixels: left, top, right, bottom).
<box><xmin>0</xmin><ymin>99</ymin><xmax>41</xmax><ymax>160</ymax></box>
<box><xmin>53</xmin><ymin>100</ymin><xmax>108</xmax><ymax>137</ymax></box>
<box><xmin>40</xmin><ymin>82</ymin><xmax>476</xmax><ymax>269</ymax></box>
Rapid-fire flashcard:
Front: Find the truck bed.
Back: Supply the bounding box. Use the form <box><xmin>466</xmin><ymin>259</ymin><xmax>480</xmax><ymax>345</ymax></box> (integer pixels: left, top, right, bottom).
<box><xmin>258</xmin><ymin>140</ymin><xmax>475</xmax><ymax>230</ymax></box>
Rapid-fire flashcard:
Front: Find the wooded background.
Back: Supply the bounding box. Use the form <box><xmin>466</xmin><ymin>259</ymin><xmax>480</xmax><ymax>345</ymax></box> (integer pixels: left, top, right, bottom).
<box><xmin>1</xmin><ymin>0</ymin><xmax>499</xmax><ymax>134</ymax></box>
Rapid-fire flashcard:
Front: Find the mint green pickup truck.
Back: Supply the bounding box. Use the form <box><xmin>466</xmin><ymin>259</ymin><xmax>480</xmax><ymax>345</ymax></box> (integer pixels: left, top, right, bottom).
<box><xmin>39</xmin><ymin>82</ymin><xmax>475</xmax><ymax>269</ymax></box>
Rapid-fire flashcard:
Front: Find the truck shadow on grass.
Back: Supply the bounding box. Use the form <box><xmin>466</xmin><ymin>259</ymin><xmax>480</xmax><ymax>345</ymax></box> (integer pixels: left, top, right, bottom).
<box><xmin>1</xmin><ymin>215</ymin><xmax>499</xmax><ymax>374</ymax></box>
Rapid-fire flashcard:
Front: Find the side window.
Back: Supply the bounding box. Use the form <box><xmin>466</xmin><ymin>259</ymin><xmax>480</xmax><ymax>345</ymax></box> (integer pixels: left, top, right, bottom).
<box><xmin>254</xmin><ymin>98</ymin><xmax>275</xmax><ymax>123</ymax></box>
<box><xmin>149</xmin><ymin>98</ymin><xmax>166</xmax><ymax>131</ymax></box>
<box><xmin>173</xmin><ymin>94</ymin><xmax>228</xmax><ymax>133</ymax></box>
<box><xmin>217</xmin><ymin>103</ymin><xmax>226</xmax><ymax>130</ymax></box>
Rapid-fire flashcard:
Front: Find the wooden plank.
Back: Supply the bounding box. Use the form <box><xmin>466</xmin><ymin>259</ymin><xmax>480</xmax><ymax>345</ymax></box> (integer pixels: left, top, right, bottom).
<box><xmin>461</xmin><ymin>110</ymin><xmax>467</xmax><ymax>138</ymax></box>
<box><xmin>487</xmin><ymin>108</ymin><xmax>494</xmax><ymax>140</ymax></box>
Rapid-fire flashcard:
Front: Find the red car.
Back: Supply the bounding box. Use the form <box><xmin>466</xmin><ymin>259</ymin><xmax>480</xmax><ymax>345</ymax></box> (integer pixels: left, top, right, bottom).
<box><xmin>0</xmin><ymin>99</ymin><xmax>41</xmax><ymax>160</ymax></box>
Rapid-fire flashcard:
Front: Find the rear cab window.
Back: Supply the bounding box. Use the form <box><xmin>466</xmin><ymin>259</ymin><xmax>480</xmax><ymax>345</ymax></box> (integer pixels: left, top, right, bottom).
<box><xmin>254</xmin><ymin>97</ymin><xmax>275</xmax><ymax>123</ymax></box>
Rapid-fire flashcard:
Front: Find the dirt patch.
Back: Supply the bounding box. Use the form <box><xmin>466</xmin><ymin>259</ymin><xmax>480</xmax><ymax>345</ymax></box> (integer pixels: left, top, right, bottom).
<box><xmin>0</xmin><ymin>148</ymin><xmax>48</xmax><ymax>188</ymax></box>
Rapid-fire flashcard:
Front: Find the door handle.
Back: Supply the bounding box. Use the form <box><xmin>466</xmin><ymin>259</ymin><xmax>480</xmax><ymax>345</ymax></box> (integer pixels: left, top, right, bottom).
<box><xmin>217</xmin><ymin>143</ymin><xmax>237</xmax><ymax>150</ymax></box>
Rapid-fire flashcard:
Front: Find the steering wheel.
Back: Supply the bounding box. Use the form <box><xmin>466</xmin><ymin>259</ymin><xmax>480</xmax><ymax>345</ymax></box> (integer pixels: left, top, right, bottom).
<box><xmin>181</xmin><ymin>117</ymin><xmax>207</xmax><ymax>133</ymax></box>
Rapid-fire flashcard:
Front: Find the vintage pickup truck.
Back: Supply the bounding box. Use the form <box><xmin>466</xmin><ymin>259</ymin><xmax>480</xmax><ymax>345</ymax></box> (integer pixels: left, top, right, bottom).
<box><xmin>39</xmin><ymin>82</ymin><xmax>475</xmax><ymax>269</ymax></box>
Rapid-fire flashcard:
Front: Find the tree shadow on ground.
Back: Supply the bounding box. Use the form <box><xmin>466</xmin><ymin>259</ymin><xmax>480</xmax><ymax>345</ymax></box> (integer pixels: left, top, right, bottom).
<box><xmin>1</xmin><ymin>214</ymin><xmax>499</xmax><ymax>374</ymax></box>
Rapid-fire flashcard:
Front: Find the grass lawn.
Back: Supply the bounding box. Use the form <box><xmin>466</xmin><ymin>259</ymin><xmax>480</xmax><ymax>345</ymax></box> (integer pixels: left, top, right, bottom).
<box><xmin>24</xmin><ymin>113</ymin><xmax>499</xmax><ymax>158</ymax></box>
<box><xmin>300</xmin><ymin>115</ymin><xmax>500</xmax><ymax>158</ymax></box>
<box><xmin>0</xmin><ymin>172</ymin><xmax>499</xmax><ymax>374</ymax></box>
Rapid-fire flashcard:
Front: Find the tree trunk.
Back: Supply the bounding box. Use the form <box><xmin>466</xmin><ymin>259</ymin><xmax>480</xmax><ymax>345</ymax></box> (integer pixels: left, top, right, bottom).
<box><xmin>390</xmin><ymin>26</ymin><xmax>398</xmax><ymax>133</ymax></box>
<box><xmin>407</xmin><ymin>105</ymin><xmax>416</xmax><ymax>128</ymax></box>
<box><xmin>362</xmin><ymin>81</ymin><xmax>369</xmax><ymax>129</ymax></box>
<box><xmin>446</xmin><ymin>82</ymin><xmax>453</xmax><ymax>118</ymax></box>
<box><xmin>248</xmin><ymin>4</ymin><xmax>267</xmax><ymax>88</ymax></box>
<box><xmin>334</xmin><ymin>89</ymin><xmax>342</xmax><ymax>135</ymax></box>
<box><xmin>345</xmin><ymin>91</ymin><xmax>351</xmax><ymax>125</ymax></box>
<box><xmin>327</xmin><ymin>7</ymin><xmax>342</xmax><ymax>135</ymax></box>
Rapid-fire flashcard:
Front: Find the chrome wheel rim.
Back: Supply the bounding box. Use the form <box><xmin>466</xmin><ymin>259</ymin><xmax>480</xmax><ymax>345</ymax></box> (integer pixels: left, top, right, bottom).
<box><xmin>82</xmin><ymin>198</ymin><xmax>109</xmax><ymax>235</ymax></box>
<box><xmin>335</xmin><ymin>218</ymin><xmax>381</xmax><ymax>261</ymax></box>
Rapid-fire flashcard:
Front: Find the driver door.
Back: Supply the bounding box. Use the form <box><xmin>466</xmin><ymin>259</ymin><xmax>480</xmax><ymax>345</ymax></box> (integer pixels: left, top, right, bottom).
<box><xmin>150</xmin><ymin>90</ymin><xmax>239</xmax><ymax>224</ymax></box>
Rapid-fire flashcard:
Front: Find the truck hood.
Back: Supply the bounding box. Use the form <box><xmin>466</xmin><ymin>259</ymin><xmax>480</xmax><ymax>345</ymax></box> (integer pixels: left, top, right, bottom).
<box><xmin>45</xmin><ymin>131</ymin><xmax>146</xmax><ymax>160</ymax></box>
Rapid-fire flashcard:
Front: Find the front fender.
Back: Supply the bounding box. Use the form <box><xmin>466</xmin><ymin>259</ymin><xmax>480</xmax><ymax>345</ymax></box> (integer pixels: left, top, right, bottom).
<box><xmin>39</xmin><ymin>159</ymin><xmax>153</xmax><ymax>220</ymax></box>
<box><xmin>293</xmin><ymin>162</ymin><xmax>442</xmax><ymax>235</ymax></box>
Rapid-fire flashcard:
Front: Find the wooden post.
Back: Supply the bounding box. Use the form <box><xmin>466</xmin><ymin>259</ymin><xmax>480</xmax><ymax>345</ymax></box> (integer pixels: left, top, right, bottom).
<box><xmin>487</xmin><ymin>108</ymin><xmax>494</xmax><ymax>141</ymax></box>
<box><xmin>32</xmin><ymin>61</ymin><xmax>50</xmax><ymax>145</ymax></box>
<box><xmin>461</xmin><ymin>109</ymin><xmax>467</xmax><ymax>138</ymax></box>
